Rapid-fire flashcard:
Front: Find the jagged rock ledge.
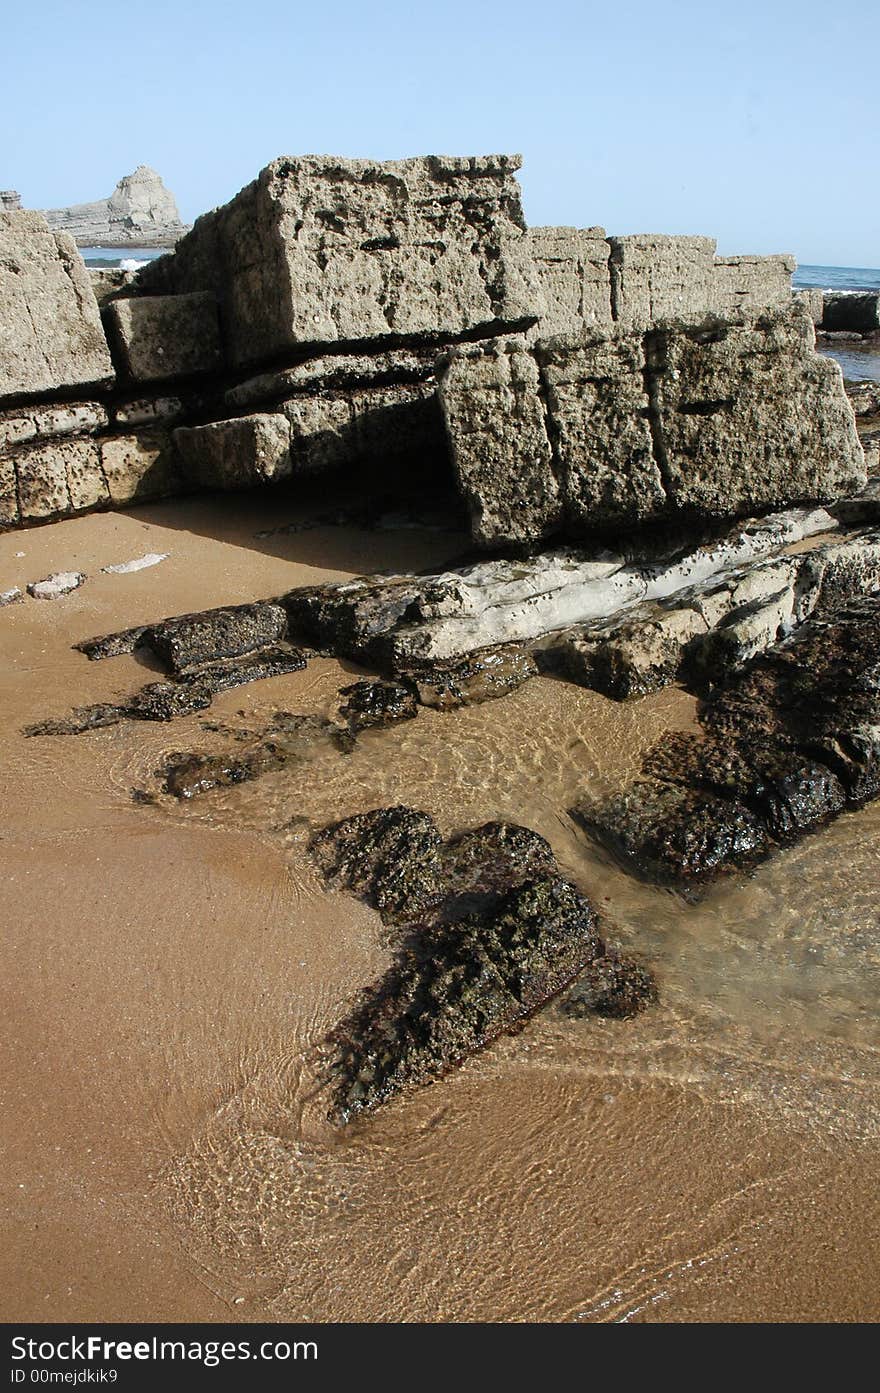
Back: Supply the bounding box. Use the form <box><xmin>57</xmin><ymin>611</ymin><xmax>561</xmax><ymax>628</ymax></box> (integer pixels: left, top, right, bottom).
<box><xmin>576</xmin><ymin>594</ymin><xmax>880</xmax><ymax>892</ymax></box>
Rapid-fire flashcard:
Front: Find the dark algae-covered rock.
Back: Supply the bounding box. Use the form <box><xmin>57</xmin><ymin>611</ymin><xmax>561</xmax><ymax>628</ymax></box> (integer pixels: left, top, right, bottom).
<box><xmin>161</xmin><ymin>713</ymin><xmax>353</xmax><ymax>798</ymax></box>
<box><xmin>310</xmin><ymin>807</ymin><xmax>656</xmax><ymax>1121</ymax></box>
<box><xmin>560</xmin><ymin>951</ymin><xmax>658</xmax><ymax>1020</ymax></box>
<box><xmin>398</xmin><ymin>646</ymin><xmax>538</xmax><ymax>710</ymax></box>
<box><xmin>578</xmin><ymin>595</ymin><xmax>880</xmax><ymax>889</ymax></box>
<box><xmin>337</xmin><ymin>681</ymin><xmax>418</xmax><ymax>732</ymax></box>
<box><xmin>576</xmin><ymin>780</ymin><xmax>770</xmax><ymax>888</ymax></box>
<box><xmin>310</xmin><ymin>806</ymin><xmax>445</xmax><ymax>926</ymax></box>
<box><xmin>324</xmin><ymin>875</ymin><xmax>604</xmax><ymax>1124</ymax></box>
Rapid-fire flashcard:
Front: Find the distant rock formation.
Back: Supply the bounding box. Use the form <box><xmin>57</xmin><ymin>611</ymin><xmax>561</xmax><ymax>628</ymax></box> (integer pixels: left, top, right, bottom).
<box><xmin>40</xmin><ymin>166</ymin><xmax>189</xmax><ymax>247</ymax></box>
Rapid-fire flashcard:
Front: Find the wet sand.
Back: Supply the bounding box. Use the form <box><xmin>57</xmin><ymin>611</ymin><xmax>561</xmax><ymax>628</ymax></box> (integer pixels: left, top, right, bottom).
<box><xmin>2</xmin><ymin>489</ymin><xmax>879</xmax><ymax>1322</ymax></box>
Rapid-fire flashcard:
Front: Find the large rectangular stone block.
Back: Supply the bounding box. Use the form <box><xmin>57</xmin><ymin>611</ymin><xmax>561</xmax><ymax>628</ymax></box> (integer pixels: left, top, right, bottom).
<box><xmin>0</xmin><ymin>212</ymin><xmax>113</xmax><ymax>401</ymax></box>
<box><xmin>105</xmin><ymin>292</ymin><xmax>222</xmax><ymax>382</ymax></box>
<box><xmin>136</xmin><ymin>155</ymin><xmax>540</xmax><ymax>367</ymax></box>
<box><xmin>100</xmin><ymin>431</ymin><xmax>181</xmax><ymax>504</ymax></box>
<box><xmin>173</xmin><ymin>414</ymin><xmax>293</xmax><ymax>489</ymax></box>
<box><xmin>608</xmin><ymin>234</ymin><xmax>717</xmax><ymax>328</ymax></box>
<box><xmin>711</xmin><ymin>254</ymin><xmax>795</xmax><ymax>316</ymax></box>
<box><xmin>438</xmin><ymin>306</ymin><xmax>866</xmax><ymax>547</ymax></box>
<box><xmin>16</xmin><ymin>438</ymin><xmax>108</xmax><ymax>521</ymax></box>
<box><xmin>537</xmin><ymin>332</ymin><xmax>667</xmax><ymax>529</ymax></box>
<box><xmin>439</xmin><ymin>340</ymin><xmax>561</xmax><ymax>547</ymax></box>
<box><xmin>526</xmin><ymin>226</ymin><xmax>612</xmax><ymax>335</ymax></box>
<box><xmin>648</xmin><ymin>307</ymin><xmax>866</xmax><ymax>516</ymax></box>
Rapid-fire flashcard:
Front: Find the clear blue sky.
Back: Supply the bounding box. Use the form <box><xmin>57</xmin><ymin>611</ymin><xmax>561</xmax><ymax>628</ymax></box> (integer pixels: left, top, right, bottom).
<box><xmin>4</xmin><ymin>0</ymin><xmax>878</xmax><ymax>267</ymax></box>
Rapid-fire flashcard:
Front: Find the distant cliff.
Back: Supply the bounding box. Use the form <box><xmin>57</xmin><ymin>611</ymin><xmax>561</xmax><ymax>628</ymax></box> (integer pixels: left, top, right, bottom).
<box><xmin>40</xmin><ymin>166</ymin><xmax>189</xmax><ymax>247</ymax></box>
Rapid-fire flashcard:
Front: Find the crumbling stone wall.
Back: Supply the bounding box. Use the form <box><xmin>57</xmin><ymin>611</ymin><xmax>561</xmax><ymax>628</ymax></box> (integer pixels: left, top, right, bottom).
<box><xmin>0</xmin><ymin>152</ymin><xmax>859</xmax><ymax>540</ymax></box>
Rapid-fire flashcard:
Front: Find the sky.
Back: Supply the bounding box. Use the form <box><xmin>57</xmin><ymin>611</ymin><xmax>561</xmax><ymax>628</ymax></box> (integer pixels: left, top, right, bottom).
<box><xmin>3</xmin><ymin>0</ymin><xmax>878</xmax><ymax>267</ymax></box>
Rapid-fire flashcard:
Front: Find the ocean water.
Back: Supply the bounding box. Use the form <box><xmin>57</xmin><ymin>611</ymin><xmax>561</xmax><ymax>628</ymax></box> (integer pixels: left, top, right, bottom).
<box><xmin>794</xmin><ymin>264</ymin><xmax>880</xmax><ymax>292</ymax></box>
<box><xmin>79</xmin><ymin>246</ymin><xmax>165</xmax><ymax>269</ymax></box>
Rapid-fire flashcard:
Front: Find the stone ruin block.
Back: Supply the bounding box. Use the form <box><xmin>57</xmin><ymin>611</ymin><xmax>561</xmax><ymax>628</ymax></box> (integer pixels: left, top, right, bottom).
<box><xmin>649</xmin><ymin>308</ymin><xmax>865</xmax><ymax>517</ymax></box>
<box><xmin>136</xmin><ymin>154</ymin><xmax>540</xmax><ymax>368</ymax></box>
<box><xmin>794</xmin><ymin>287</ymin><xmax>825</xmax><ymax>325</ymax></box>
<box><xmin>711</xmin><ymin>254</ymin><xmax>794</xmax><ymax>316</ymax></box>
<box><xmin>438</xmin><ymin>304</ymin><xmax>866</xmax><ymax>547</ymax></box>
<box><xmin>439</xmin><ymin>339</ymin><xmax>560</xmax><ymax>547</ymax></box>
<box><xmin>173</xmin><ymin>376</ymin><xmax>447</xmax><ymax>493</ymax></box>
<box><xmin>526</xmin><ymin>226</ymin><xmax>612</xmax><ymax>335</ymax></box>
<box><xmin>100</xmin><ymin>431</ymin><xmax>181</xmax><ymax>505</ymax></box>
<box><xmin>0</xmin><ymin>211</ymin><xmax>113</xmax><ymax>401</ymax></box>
<box><xmin>104</xmin><ymin>291</ymin><xmax>222</xmax><ymax>383</ymax></box>
<box><xmin>537</xmin><ymin>332</ymin><xmax>666</xmax><ymax>530</ymax></box>
<box><xmin>16</xmin><ymin>438</ymin><xmax>108</xmax><ymax>522</ymax></box>
<box><xmin>173</xmin><ymin>413</ymin><xmax>293</xmax><ymax>489</ymax></box>
<box><xmin>608</xmin><ymin>234</ymin><xmax>717</xmax><ymax>328</ymax></box>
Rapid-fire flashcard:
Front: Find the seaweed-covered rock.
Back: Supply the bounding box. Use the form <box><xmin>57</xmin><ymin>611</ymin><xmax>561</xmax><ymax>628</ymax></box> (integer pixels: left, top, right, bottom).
<box><xmin>160</xmin><ymin>713</ymin><xmax>347</xmax><ymax>798</ymax></box>
<box><xmin>337</xmin><ymin>681</ymin><xmax>418</xmax><ymax>731</ymax></box>
<box><xmin>575</xmin><ymin>780</ymin><xmax>769</xmax><ymax>887</ymax></box>
<box><xmin>325</xmin><ymin>875</ymin><xmax>604</xmax><ymax>1123</ymax></box>
<box><xmin>439</xmin><ymin>821</ymin><xmax>558</xmax><ymax>908</ymax></box>
<box><xmin>310</xmin><ymin>806</ymin><xmax>445</xmax><ymax>926</ymax></box>
<box><xmin>560</xmin><ymin>951</ymin><xmax>658</xmax><ymax>1020</ymax></box>
<box><xmin>311</xmin><ymin>809</ymin><xmax>657</xmax><ymax>1120</ymax></box>
<box><xmin>145</xmin><ymin>601</ymin><xmax>290</xmax><ymax>674</ymax></box>
<box><xmin>577</xmin><ymin>595</ymin><xmax>880</xmax><ymax>888</ymax></box>
<box><xmin>25</xmin><ymin>680</ymin><xmax>215</xmax><ymax>735</ymax></box>
<box><xmin>643</xmin><ymin>732</ymin><xmax>846</xmax><ymax>843</ymax></box>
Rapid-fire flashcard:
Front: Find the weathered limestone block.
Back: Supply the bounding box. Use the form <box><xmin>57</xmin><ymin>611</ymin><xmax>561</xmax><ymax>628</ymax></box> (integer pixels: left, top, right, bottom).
<box><xmin>711</xmin><ymin>254</ymin><xmax>794</xmax><ymax>316</ymax></box>
<box><xmin>0</xmin><ymin>212</ymin><xmax>113</xmax><ymax>401</ymax></box>
<box><xmin>536</xmin><ymin>331</ymin><xmax>667</xmax><ymax>529</ymax></box>
<box><xmin>0</xmin><ymin>402</ymin><xmax>107</xmax><ymax>451</ymax></box>
<box><xmin>794</xmin><ymin>287</ymin><xmax>825</xmax><ymax>325</ymax></box>
<box><xmin>821</xmin><ymin>292</ymin><xmax>880</xmax><ymax>334</ymax></box>
<box><xmin>608</xmin><ymin>235</ymin><xmax>716</xmax><ymax>328</ymax></box>
<box><xmin>104</xmin><ymin>292</ymin><xmax>222</xmax><ymax>382</ymax></box>
<box><xmin>649</xmin><ymin>307</ymin><xmax>866</xmax><ymax>516</ymax></box>
<box><xmin>526</xmin><ymin>226</ymin><xmax>612</xmax><ymax>335</ymax></box>
<box><xmin>100</xmin><ymin>431</ymin><xmax>181</xmax><ymax>505</ymax></box>
<box><xmin>135</xmin><ymin>154</ymin><xmax>540</xmax><ymax>366</ymax></box>
<box><xmin>16</xmin><ymin>438</ymin><xmax>108</xmax><ymax>521</ymax></box>
<box><xmin>439</xmin><ymin>339</ymin><xmax>560</xmax><ymax>547</ymax></box>
<box><xmin>173</xmin><ymin>413</ymin><xmax>292</xmax><ymax>489</ymax></box>
<box><xmin>281</xmin><ymin>396</ymin><xmax>355</xmax><ymax>474</ymax></box>
<box><xmin>111</xmin><ymin>395</ymin><xmax>187</xmax><ymax>428</ymax></box>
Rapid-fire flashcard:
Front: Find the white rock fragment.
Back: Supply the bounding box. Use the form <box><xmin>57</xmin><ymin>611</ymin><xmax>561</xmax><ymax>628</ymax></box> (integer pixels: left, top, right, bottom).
<box><xmin>26</xmin><ymin>571</ymin><xmax>86</xmax><ymax>600</ymax></box>
<box><xmin>101</xmin><ymin>552</ymin><xmax>169</xmax><ymax>575</ymax></box>
<box><xmin>0</xmin><ymin>586</ymin><xmax>22</xmax><ymax>606</ymax></box>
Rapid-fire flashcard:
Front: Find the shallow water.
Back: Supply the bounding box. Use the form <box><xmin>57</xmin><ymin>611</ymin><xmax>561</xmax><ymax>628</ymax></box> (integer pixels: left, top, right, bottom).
<box><xmin>3</xmin><ymin>495</ymin><xmax>879</xmax><ymax>1321</ymax></box>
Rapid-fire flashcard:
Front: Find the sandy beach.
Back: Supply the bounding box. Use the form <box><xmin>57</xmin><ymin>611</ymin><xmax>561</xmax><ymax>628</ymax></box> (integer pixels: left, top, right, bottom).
<box><xmin>2</xmin><ymin>489</ymin><xmax>878</xmax><ymax>1323</ymax></box>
